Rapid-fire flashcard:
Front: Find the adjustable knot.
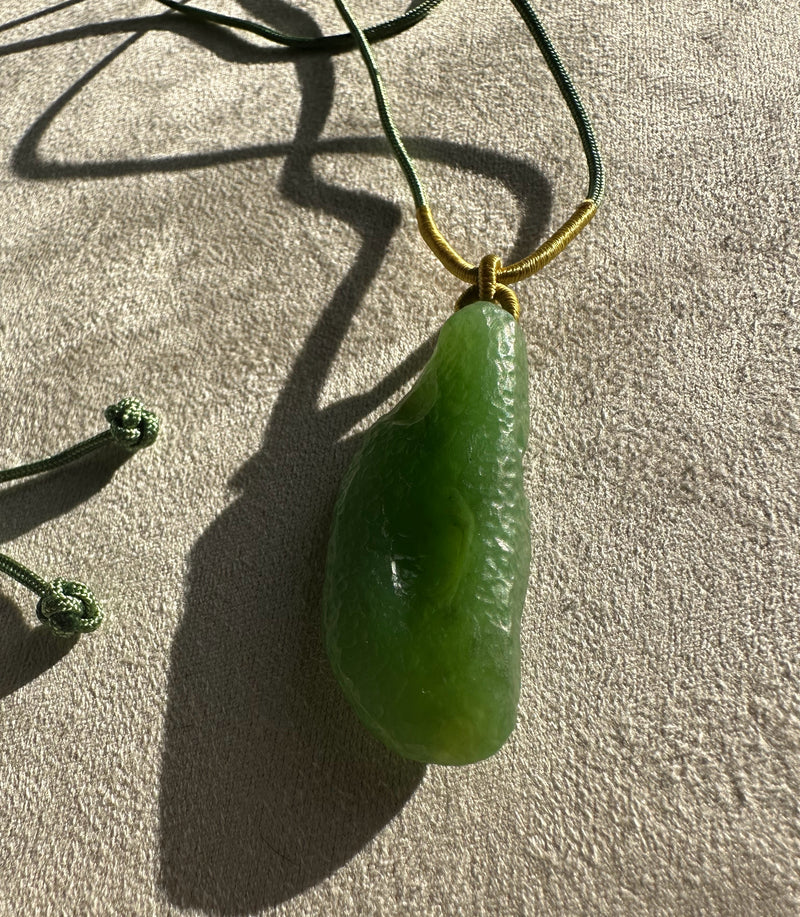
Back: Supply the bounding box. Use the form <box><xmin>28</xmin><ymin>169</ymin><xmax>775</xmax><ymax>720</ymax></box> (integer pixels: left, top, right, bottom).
<box><xmin>36</xmin><ymin>579</ymin><xmax>103</xmax><ymax>637</ymax></box>
<box><xmin>105</xmin><ymin>399</ymin><xmax>160</xmax><ymax>451</ymax></box>
<box><xmin>455</xmin><ymin>253</ymin><xmax>521</xmax><ymax>321</ymax></box>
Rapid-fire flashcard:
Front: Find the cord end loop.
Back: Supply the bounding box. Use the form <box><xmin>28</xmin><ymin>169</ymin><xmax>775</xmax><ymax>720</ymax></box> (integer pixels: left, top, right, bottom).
<box><xmin>36</xmin><ymin>579</ymin><xmax>103</xmax><ymax>637</ymax></box>
<box><xmin>105</xmin><ymin>399</ymin><xmax>160</xmax><ymax>452</ymax></box>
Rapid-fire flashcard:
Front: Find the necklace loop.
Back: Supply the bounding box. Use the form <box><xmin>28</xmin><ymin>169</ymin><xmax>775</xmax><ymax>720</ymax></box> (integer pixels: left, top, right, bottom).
<box><xmin>417</xmin><ymin>198</ymin><xmax>597</xmax><ymax>289</ymax></box>
<box><xmin>454</xmin><ymin>253</ymin><xmax>521</xmax><ymax>321</ymax></box>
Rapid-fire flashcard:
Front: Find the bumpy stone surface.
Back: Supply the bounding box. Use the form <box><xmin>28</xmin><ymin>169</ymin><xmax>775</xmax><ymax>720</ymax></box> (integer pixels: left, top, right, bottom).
<box><xmin>323</xmin><ymin>301</ymin><xmax>531</xmax><ymax>765</ymax></box>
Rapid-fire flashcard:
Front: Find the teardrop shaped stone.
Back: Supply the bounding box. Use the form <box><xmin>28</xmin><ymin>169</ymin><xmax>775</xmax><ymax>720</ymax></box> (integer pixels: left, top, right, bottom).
<box><xmin>323</xmin><ymin>301</ymin><xmax>530</xmax><ymax>765</ymax></box>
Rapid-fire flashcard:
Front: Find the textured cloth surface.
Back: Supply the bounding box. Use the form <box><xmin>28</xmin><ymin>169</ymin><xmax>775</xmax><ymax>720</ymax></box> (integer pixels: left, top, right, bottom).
<box><xmin>1</xmin><ymin>1</ymin><xmax>798</xmax><ymax>914</ymax></box>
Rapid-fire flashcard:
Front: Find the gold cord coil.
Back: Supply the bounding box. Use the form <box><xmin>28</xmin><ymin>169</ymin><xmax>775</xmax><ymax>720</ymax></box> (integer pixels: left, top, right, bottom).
<box><xmin>417</xmin><ymin>199</ymin><xmax>597</xmax><ymax>319</ymax></box>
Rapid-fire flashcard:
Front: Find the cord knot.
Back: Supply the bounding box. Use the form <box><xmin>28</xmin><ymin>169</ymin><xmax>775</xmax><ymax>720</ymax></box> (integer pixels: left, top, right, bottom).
<box><xmin>454</xmin><ymin>254</ymin><xmax>521</xmax><ymax>320</ymax></box>
<box><xmin>36</xmin><ymin>579</ymin><xmax>103</xmax><ymax>637</ymax></box>
<box><xmin>105</xmin><ymin>399</ymin><xmax>160</xmax><ymax>451</ymax></box>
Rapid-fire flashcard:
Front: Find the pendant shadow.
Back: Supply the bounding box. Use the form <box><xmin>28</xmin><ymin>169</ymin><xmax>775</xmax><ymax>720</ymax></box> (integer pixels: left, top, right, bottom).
<box><xmin>0</xmin><ymin>450</ymin><xmax>129</xmax><ymax>696</ymax></box>
<box><xmin>159</xmin><ymin>5</ymin><xmax>430</xmax><ymax>910</ymax></box>
<box><xmin>4</xmin><ymin>2</ymin><xmax>553</xmax><ymax>909</ymax></box>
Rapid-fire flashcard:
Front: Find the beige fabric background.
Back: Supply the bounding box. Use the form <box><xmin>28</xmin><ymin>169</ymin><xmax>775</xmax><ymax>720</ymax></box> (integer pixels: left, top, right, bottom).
<box><xmin>1</xmin><ymin>0</ymin><xmax>798</xmax><ymax>913</ymax></box>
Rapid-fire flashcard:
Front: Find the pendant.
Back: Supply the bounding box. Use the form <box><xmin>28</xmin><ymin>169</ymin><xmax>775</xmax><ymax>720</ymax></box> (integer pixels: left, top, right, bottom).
<box><xmin>323</xmin><ymin>300</ymin><xmax>530</xmax><ymax>765</ymax></box>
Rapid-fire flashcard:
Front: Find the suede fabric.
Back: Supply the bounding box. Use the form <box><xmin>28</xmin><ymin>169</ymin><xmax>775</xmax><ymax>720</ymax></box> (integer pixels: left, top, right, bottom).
<box><xmin>1</xmin><ymin>1</ymin><xmax>798</xmax><ymax>914</ymax></box>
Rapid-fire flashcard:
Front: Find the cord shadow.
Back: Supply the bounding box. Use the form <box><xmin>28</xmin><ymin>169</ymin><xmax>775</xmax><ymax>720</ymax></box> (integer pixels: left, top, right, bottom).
<box><xmin>5</xmin><ymin>2</ymin><xmax>553</xmax><ymax>909</ymax></box>
<box><xmin>0</xmin><ymin>450</ymin><xmax>129</xmax><ymax>544</ymax></box>
<box><xmin>6</xmin><ymin>6</ymin><xmax>546</xmax><ymax>266</ymax></box>
<box><xmin>0</xmin><ymin>594</ymin><xmax>78</xmax><ymax>700</ymax></box>
<box><xmin>0</xmin><ymin>0</ymin><xmax>89</xmax><ymax>36</ymax></box>
<box><xmin>0</xmin><ymin>450</ymin><xmax>129</xmax><ymax>695</ymax></box>
<box><xmin>159</xmin><ymin>4</ymin><xmax>426</xmax><ymax>910</ymax></box>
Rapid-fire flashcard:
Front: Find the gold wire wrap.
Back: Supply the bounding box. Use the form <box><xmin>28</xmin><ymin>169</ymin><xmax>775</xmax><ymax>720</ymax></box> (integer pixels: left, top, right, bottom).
<box><xmin>416</xmin><ymin>199</ymin><xmax>597</xmax><ymax>318</ymax></box>
<box><xmin>499</xmin><ymin>199</ymin><xmax>597</xmax><ymax>283</ymax></box>
<box><xmin>416</xmin><ymin>206</ymin><xmax>476</xmax><ymax>284</ymax></box>
<box><xmin>478</xmin><ymin>254</ymin><xmax>501</xmax><ymax>302</ymax></box>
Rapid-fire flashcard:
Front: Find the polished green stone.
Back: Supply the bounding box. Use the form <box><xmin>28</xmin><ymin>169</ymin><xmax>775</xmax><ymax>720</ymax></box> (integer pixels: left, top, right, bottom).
<box><xmin>323</xmin><ymin>301</ymin><xmax>531</xmax><ymax>765</ymax></box>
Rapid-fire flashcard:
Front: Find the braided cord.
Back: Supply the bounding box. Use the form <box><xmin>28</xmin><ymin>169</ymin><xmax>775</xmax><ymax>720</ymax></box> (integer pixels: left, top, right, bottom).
<box><xmin>0</xmin><ymin>557</ymin><xmax>102</xmax><ymax>639</ymax></box>
<box><xmin>332</xmin><ymin>0</ymin><xmax>603</xmax><ymax>210</ymax></box>
<box><xmin>0</xmin><ymin>554</ymin><xmax>47</xmax><ymax>596</ymax></box>
<box><xmin>331</xmin><ymin>0</ymin><xmax>426</xmax><ymax>207</ymax></box>
<box><xmin>155</xmin><ymin>0</ymin><xmax>602</xmax><ymax>212</ymax></box>
<box><xmin>0</xmin><ymin>399</ymin><xmax>159</xmax><ymax>636</ymax></box>
<box><xmin>0</xmin><ymin>430</ymin><xmax>111</xmax><ymax>485</ymax></box>
<box><xmin>153</xmin><ymin>0</ymin><xmax>447</xmax><ymax>54</ymax></box>
<box><xmin>0</xmin><ymin>399</ymin><xmax>159</xmax><ymax>485</ymax></box>
<box><xmin>510</xmin><ymin>0</ymin><xmax>604</xmax><ymax>206</ymax></box>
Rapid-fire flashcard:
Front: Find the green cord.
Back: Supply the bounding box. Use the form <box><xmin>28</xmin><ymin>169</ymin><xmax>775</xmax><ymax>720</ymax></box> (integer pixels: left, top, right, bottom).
<box><xmin>0</xmin><ymin>554</ymin><xmax>103</xmax><ymax>637</ymax></box>
<box><xmin>330</xmin><ymin>0</ymin><xmax>427</xmax><ymax>208</ymax></box>
<box><xmin>156</xmin><ymin>0</ymin><xmax>604</xmax><ymax>209</ymax></box>
<box><xmin>332</xmin><ymin>0</ymin><xmax>604</xmax><ymax>209</ymax></box>
<box><xmin>0</xmin><ymin>400</ymin><xmax>158</xmax><ymax>484</ymax></box>
<box><xmin>509</xmin><ymin>0</ymin><xmax>605</xmax><ymax>205</ymax></box>
<box><xmin>152</xmin><ymin>0</ymin><xmax>447</xmax><ymax>54</ymax></box>
<box><xmin>0</xmin><ymin>399</ymin><xmax>159</xmax><ymax>636</ymax></box>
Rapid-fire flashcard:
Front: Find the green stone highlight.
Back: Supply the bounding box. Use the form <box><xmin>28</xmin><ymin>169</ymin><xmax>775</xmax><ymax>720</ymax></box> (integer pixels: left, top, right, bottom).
<box><xmin>323</xmin><ymin>301</ymin><xmax>531</xmax><ymax>765</ymax></box>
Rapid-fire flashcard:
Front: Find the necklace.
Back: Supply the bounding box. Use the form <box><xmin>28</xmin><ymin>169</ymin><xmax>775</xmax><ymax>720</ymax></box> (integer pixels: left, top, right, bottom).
<box><xmin>0</xmin><ymin>0</ymin><xmax>603</xmax><ymax>766</ymax></box>
<box><xmin>320</xmin><ymin>0</ymin><xmax>604</xmax><ymax>765</ymax></box>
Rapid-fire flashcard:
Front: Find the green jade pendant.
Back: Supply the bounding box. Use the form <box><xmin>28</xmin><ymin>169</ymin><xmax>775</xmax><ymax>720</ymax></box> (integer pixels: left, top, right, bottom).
<box><xmin>323</xmin><ymin>300</ymin><xmax>531</xmax><ymax>764</ymax></box>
